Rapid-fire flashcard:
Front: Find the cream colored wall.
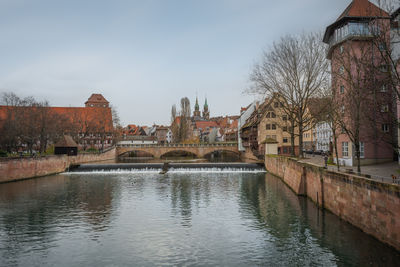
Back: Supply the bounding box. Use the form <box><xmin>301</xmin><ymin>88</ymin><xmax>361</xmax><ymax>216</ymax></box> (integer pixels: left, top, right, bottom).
<box><xmin>265</xmin><ymin>143</ymin><xmax>278</xmax><ymax>155</ymax></box>
<box><xmin>257</xmin><ymin>97</ymin><xmax>299</xmax><ymax>149</ymax></box>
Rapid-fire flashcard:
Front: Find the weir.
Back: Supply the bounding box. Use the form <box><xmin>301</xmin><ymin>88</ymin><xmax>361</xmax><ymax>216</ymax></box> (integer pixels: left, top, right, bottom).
<box><xmin>68</xmin><ymin>162</ymin><xmax>265</xmax><ymax>173</ymax></box>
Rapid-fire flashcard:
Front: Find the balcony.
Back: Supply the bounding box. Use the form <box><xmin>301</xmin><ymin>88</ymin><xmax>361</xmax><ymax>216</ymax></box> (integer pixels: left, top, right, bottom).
<box><xmin>327</xmin><ymin>22</ymin><xmax>377</xmax><ymax>58</ymax></box>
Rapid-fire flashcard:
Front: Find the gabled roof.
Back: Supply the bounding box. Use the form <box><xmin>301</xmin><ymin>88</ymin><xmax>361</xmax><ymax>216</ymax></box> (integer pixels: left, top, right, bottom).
<box><xmin>54</xmin><ymin>135</ymin><xmax>78</xmax><ymax>147</ymax></box>
<box><xmin>85</xmin><ymin>93</ymin><xmax>109</xmax><ymax>105</ymax></box>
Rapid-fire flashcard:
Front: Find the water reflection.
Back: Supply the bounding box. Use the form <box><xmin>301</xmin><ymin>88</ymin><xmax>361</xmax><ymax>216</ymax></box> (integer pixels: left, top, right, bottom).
<box><xmin>238</xmin><ymin>174</ymin><xmax>400</xmax><ymax>266</ymax></box>
<box><xmin>0</xmin><ymin>175</ymin><xmax>118</xmax><ymax>264</ymax></box>
<box><xmin>0</xmin><ymin>172</ymin><xmax>398</xmax><ymax>266</ymax></box>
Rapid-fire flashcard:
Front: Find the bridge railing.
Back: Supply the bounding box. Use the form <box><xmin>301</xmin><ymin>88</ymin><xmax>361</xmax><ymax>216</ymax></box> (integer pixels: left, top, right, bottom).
<box><xmin>116</xmin><ymin>142</ymin><xmax>238</xmax><ymax>148</ymax></box>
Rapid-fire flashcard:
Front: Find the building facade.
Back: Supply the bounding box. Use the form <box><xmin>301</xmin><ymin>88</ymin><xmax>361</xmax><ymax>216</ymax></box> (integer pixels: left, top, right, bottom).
<box><xmin>323</xmin><ymin>0</ymin><xmax>395</xmax><ymax>166</ymax></box>
<box><xmin>314</xmin><ymin>122</ymin><xmax>332</xmax><ymax>152</ymax></box>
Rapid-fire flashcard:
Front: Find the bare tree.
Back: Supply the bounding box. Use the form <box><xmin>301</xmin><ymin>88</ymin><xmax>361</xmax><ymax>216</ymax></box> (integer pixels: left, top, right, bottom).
<box><xmin>179</xmin><ymin>97</ymin><xmax>191</xmax><ymax>142</ymax></box>
<box><xmin>169</xmin><ymin>98</ymin><xmax>191</xmax><ymax>143</ymax></box>
<box><xmin>249</xmin><ymin>32</ymin><xmax>330</xmax><ymax>158</ymax></box>
<box><xmin>331</xmin><ymin>28</ymin><xmax>394</xmax><ymax>173</ymax></box>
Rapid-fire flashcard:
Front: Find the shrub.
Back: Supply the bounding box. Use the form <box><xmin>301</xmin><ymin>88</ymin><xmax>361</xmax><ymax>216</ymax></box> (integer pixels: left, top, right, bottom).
<box><xmin>86</xmin><ymin>147</ymin><xmax>98</xmax><ymax>153</ymax></box>
<box><xmin>0</xmin><ymin>150</ymin><xmax>7</xmax><ymax>157</ymax></box>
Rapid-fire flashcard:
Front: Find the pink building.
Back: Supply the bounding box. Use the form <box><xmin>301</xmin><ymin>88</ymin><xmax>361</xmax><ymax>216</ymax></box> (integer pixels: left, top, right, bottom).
<box><xmin>323</xmin><ymin>0</ymin><xmax>395</xmax><ymax>166</ymax></box>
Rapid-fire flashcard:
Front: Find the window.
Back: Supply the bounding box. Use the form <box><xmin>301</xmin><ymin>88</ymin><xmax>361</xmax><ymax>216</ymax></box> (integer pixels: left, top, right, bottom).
<box><xmin>271</xmin><ymin>124</ymin><xmax>277</xmax><ymax>130</ymax></box>
<box><xmin>341</xmin><ymin>105</ymin><xmax>345</xmax><ymax>114</ymax></box>
<box><xmin>340</xmin><ymin>85</ymin><xmax>344</xmax><ymax>94</ymax></box>
<box><xmin>378</xmin><ymin>42</ymin><xmax>386</xmax><ymax>51</ymax></box>
<box><xmin>266</xmin><ymin>112</ymin><xmax>271</xmax><ymax>118</ymax></box>
<box><xmin>274</xmin><ymin>102</ymin><xmax>279</xmax><ymax>108</ymax></box>
<box><xmin>340</xmin><ymin>45</ymin><xmax>344</xmax><ymax>54</ymax></box>
<box><xmin>380</xmin><ymin>84</ymin><xmax>387</xmax><ymax>92</ymax></box>
<box><xmin>380</xmin><ymin>104</ymin><xmax>389</xmax><ymax>112</ymax></box>
<box><xmin>359</xmin><ymin>142</ymin><xmax>364</xmax><ymax>158</ymax></box>
<box><xmin>382</xmin><ymin>124</ymin><xmax>389</xmax><ymax>133</ymax></box>
<box><xmin>282</xmin><ymin>115</ymin><xmax>287</xmax><ymax>121</ymax></box>
<box><xmin>342</xmin><ymin>142</ymin><xmax>349</xmax><ymax>157</ymax></box>
<box><xmin>271</xmin><ymin>112</ymin><xmax>276</xmax><ymax>118</ymax></box>
<box><xmin>283</xmin><ymin>126</ymin><xmax>288</xmax><ymax>131</ymax></box>
<box><xmin>283</xmin><ymin>137</ymin><xmax>288</xmax><ymax>143</ymax></box>
<box><xmin>280</xmin><ymin>102</ymin><xmax>284</xmax><ymax>107</ymax></box>
<box><xmin>379</xmin><ymin>65</ymin><xmax>389</xmax><ymax>72</ymax></box>
<box><xmin>266</xmin><ymin>124</ymin><xmax>271</xmax><ymax>130</ymax></box>
<box><xmin>339</xmin><ymin>66</ymin><xmax>344</xmax><ymax>74</ymax></box>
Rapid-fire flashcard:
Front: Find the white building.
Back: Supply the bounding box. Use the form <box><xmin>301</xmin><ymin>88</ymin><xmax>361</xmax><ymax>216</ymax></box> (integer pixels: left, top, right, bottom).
<box><xmin>238</xmin><ymin>101</ymin><xmax>257</xmax><ymax>151</ymax></box>
<box><xmin>166</xmin><ymin>128</ymin><xmax>173</xmax><ymax>144</ymax></box>
<box><xmin>314</xmin><ymin>121</ymin><xmax>332</xmax><ymax>152</ymax></box>
<box><xmin>118</xmin><ymin>136</ymin><xmax>158</xmax><ymax>145</ymax></box>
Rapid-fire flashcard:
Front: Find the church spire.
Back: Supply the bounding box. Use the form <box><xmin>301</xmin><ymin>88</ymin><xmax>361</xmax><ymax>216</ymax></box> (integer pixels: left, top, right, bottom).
<box><xmin>193</xmin><ymin>95</ymin><xmax>201</xmax><ymax>117</ymax></box>
<box><xmin>195</xmin><ymin>96</ymin><xmax>199</xmax><ymax>111</ymax></box>
<box><xmin>202</xmin><ymin>97</ymin><xmax>210</xmax><ymax>120</ymax></box>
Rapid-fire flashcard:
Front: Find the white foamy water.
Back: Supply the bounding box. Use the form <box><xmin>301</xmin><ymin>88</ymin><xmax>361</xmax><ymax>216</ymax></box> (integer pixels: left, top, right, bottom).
<box><xmin>64</xmin><ymin>168</ymin><xmax>266</xmax><ymax>175</ymax></box>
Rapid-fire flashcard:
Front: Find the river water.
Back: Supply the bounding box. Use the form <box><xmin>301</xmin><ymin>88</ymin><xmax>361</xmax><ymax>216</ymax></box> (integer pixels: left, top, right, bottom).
<box><xmin>0</xmin><ymin>171</ymin><xmax>399</xmax><ymax>266</ymax></box>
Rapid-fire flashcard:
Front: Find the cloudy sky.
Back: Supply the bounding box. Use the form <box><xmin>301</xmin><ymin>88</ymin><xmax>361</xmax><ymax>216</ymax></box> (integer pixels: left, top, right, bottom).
<box><xmin>0</xmin><ymin>0</ymin><xmax>352</xmax><ymax>126</ymax></box>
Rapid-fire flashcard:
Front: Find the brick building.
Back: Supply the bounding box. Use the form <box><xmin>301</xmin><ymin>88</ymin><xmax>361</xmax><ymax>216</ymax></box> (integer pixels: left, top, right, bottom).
<box><xmin>323</xmin><ymin>0</ymin><xmax>395</xmax><ymax>166</ymax></box>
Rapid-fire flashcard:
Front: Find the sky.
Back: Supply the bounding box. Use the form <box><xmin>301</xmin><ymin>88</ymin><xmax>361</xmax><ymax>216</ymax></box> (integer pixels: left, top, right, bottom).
<box><xmin>0</xmin><ymin>0</ymin><xmax>352</xmax><ymax>126</ymax></box>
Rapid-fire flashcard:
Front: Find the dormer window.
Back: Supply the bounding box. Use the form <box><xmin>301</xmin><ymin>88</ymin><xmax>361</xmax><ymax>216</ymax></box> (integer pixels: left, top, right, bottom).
<box><xmin>380</xmin><ymin>84</ymin><xmax>387</xmax><ymax>92</ymax></box>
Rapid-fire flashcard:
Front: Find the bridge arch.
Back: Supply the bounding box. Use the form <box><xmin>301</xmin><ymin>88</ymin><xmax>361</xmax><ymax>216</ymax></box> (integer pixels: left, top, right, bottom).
<box><xmin>202</xmin><ymin>149</ymin><xmax>240</xmax><ymax>157</ymax></box>
<box><xmin>116</xmin><ymin>143</ymin><xmax>239</xmax><ymax>159</ymax></box>
<box><xmin>117</xmin><ymin>149</ymin><xmax>155</xmax><ymax>158</ymax></box>
<box><xmin>160</xmin><ymin>150</ymin><xmax>198</xmax><ymax>159</ymax></box>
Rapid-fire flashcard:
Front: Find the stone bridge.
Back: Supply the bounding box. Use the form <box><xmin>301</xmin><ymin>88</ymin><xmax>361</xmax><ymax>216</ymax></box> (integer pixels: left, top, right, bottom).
<box><xmin>116</xmin><ymin>143</ymin><xmax>239</xmax><ymax>158</ymax></box>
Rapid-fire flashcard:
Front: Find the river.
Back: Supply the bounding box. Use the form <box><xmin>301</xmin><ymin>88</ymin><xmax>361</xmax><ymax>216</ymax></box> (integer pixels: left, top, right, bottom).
<box><xmin>0</xmin><ymin>171</ymin><xmax>399</xmax><ymax>266</ymax></box>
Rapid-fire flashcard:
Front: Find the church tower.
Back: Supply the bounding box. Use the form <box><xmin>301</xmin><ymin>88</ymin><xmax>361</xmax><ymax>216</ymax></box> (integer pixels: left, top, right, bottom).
<box><xmin>193</xmin><ymin>96</ymin><xmax>201</xmax><ymax>117</ymax></box>
<box><xmin>202</xmin><ymin>98</ymin><xmax>210</xmax><ymax>120</ymax></box>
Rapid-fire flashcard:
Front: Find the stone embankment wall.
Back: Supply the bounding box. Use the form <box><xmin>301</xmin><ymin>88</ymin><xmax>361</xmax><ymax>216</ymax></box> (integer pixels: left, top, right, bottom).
<box><xmin>265</xmin><ymin>155</ymin><xmax>400</xmax><ymax>251</ymax></box>
<box><xmin>0</xmin><ymin>148</ymin><xmax>116</xmax><ymax>183</ymax></box>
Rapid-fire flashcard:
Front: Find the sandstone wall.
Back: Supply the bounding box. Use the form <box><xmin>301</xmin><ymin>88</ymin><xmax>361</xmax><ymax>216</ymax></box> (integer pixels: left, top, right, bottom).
<box><xmin>0</xmin><ymin>148</ymin><xmax>116</xmax><ymax>183</ymax></box>
<box><xmin>265</xmin><ymin>155</ymin><xmax>400</xmax><ymax>251</ymax></box>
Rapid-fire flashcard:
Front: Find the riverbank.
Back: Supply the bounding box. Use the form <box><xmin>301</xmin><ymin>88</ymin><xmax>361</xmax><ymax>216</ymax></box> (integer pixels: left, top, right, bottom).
<box><xmin>0</xmin><ymin>148</ymin><xmax>116</xmax><ymax>183</ymax></box>
<box><xmin>265</xmin><ymin>155</ymin><xmax>400</xmax><ymax>251</ymax></box>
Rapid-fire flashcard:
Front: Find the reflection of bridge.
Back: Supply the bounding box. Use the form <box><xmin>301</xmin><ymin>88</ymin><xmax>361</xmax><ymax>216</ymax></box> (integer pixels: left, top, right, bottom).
<box><xmin>116</xmin><ymin>143</ymin><xmax>239</xmax><ymax>158</ymax></box>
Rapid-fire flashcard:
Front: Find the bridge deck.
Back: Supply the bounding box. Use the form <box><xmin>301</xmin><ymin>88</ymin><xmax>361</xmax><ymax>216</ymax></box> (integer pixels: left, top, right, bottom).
<box><xmin>116</xmin><ymin>143</ymin><xmax>239</xmax><ymax>158</ymax></box>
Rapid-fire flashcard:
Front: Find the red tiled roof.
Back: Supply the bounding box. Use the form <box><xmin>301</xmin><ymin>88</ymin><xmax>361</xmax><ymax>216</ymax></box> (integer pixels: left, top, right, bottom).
<box><xmin>54</xmin><ymin>135</ymin><xmax>78</xmax><ymax>147</ymax></box>
<box><xmin>195</xmin><ymin>121</ymin><xmax>218</xmax><ymax>129</ymax></box>
<box><xmin>324</xmin><ymin>0</ymin><xmax>390</xmax><ymax>43</ymax></box>
<box><xmin>336</xmin><ymin>0</ymin><xmax>389</xmax><ymax>21</ymax></box>
<box><xmin>85</xmin><ymin>93</ymin><xmax>109</xmax><ymax>105</ymax></box>
<box><xmin>0</xmin><ymin>105</ymin><xmax>114</xmax><ymax>132</ymax></box>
